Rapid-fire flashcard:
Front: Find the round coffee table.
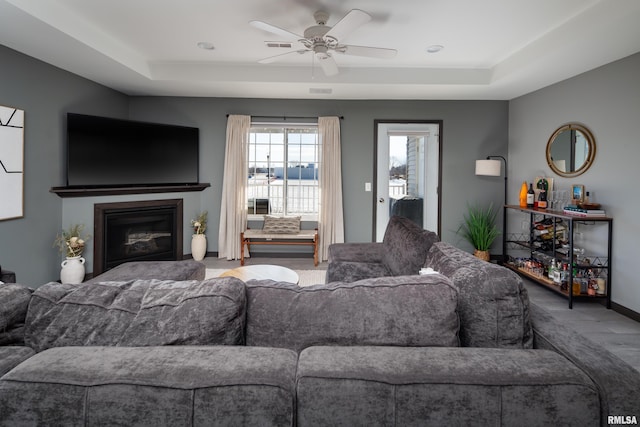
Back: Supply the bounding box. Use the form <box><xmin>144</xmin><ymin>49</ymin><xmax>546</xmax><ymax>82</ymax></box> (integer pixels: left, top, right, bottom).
<box><xmin>219</xmin><ymin>264</ymin><xmax>299</xmax><ymax>284</ymax></box>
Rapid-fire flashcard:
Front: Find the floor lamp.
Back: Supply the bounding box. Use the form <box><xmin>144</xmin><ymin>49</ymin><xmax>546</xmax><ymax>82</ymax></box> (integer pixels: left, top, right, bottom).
<box><xmin>475</xmin><ymin>155</ymin><xmax>507</xmax><ymax>263</ymax></box>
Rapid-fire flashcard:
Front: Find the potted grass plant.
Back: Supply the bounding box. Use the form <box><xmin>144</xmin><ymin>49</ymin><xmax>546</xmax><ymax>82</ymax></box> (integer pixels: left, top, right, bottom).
<box><xmin>457</xmin><ymin>203</ymin><xmax>500</xmax><ymax>261</ymax></box>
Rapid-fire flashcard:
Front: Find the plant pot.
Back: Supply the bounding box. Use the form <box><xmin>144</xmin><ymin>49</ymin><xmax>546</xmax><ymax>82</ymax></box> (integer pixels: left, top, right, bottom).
<box><xmin>191</xmin><ymin>234</ymin><xmax>207</xmax><ymax>261</ymax></box>
<box><xmin>60</xmin><ymin>256</ymin><xmax>85</xmax><ymax>284</ymax></box>
<box><xmin>473</xmin><ymin>249</ymin><xmax>491</xmax><ymax>262</ymax></box>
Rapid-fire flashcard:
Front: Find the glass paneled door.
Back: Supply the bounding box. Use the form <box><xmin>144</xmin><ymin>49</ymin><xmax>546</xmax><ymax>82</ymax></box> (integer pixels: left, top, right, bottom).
<box><xmin>375</xmin><ymin>121</ymin><xmax>441</xmax><ymax>242</ymax></box>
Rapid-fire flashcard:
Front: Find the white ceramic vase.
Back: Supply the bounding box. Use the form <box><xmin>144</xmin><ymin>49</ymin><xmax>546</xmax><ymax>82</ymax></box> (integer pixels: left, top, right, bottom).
<box><xmin>191</xmin><ymin>234</ymin><xmax>207</xmax><ymax>261</ymax></box>
<box><xmin>60</xmin><ymin>256</ymin><xmax>85</xmax><ymax>284</ymax></box>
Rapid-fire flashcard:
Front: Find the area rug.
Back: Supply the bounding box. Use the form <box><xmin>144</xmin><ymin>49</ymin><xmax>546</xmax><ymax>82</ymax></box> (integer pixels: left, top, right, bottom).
<box><xmin>205</xmin><ymin>268</ymin><xmax>326</xmax><ymax>287</ymax></box>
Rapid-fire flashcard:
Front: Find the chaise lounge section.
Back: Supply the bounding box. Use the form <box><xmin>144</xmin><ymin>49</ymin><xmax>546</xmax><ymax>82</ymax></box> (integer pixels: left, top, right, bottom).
<box><xmin>325</xmin><ymin>215</ymin><xmax>439</xmax><ymax>283</ymax></box>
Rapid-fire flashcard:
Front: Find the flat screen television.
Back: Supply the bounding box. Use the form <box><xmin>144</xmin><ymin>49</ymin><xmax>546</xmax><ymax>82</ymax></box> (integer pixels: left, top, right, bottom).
<box><xmin>66</xmin><ymin>113</ymin><xmax>199</xmax><ymax>187</ymax></box>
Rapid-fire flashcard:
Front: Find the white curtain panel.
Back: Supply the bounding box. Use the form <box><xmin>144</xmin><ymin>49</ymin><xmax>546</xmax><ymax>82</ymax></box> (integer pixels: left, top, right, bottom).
<box><xmin>318</xmin><ymin>116</ymin><xmax>345</xmax><ymax>261</ymax></box>
<box><xmin>218</xmin><ymin>115</ymin><xmax>250</xmax><ymax>260</ymax></box>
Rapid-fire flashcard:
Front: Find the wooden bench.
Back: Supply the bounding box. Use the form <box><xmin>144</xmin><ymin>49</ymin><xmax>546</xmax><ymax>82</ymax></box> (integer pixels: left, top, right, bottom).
<box><xmin>240</xmin><ymin>229</ymin><xmax>318</xmax><ymax>266</ymax></box>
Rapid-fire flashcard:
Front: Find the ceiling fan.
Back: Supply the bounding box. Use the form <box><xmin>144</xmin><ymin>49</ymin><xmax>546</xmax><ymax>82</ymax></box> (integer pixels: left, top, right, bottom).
<box><xmin>250</xmin><ymin>9</ymin><xmax>397</xmax><ymax>76</ymax></box>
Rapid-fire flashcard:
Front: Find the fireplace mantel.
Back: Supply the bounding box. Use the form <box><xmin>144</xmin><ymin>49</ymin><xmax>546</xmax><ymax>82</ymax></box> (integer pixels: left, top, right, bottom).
<box><xmin>50</xmin><ymin>183</ymin><xmax>210</xmax><ymax>198</ymax></box>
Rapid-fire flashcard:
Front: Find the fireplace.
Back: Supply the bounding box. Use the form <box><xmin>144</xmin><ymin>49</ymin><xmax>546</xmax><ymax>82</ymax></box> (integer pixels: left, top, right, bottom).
<box><xmin>93</xmin><ymin>199</ymin><xmax>183</xmax><ymax>275</ymax></box>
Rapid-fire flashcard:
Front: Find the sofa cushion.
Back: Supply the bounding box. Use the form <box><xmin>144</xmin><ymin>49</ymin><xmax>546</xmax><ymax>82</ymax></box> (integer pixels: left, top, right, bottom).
<box><xmin>382</xmin><ymin>215</ymin><xmax>439</xmax><ymax>276</ymax></box>
<box><xmin>0</xmin><ymin>346</ymin><xmax>296</xmax><ymax>426</ymax></box>
<box><xmin>425</xmin><ymin>241</ymin><xmax>533</xmax><ymax>349</ymax></box>
<box><xmin>245</xmin><ymin>274</ymin><xmax>459</xmax><ymax>352</ymax></box>
<box><xmin>24</xmin><ymin>278</ymin><xmax>246</xmax><ymax>352</ymax></box>
<box><xmin>297</xmin><ymin>346</ymin><xmax>599</xmax><ymax>427</ymax></box>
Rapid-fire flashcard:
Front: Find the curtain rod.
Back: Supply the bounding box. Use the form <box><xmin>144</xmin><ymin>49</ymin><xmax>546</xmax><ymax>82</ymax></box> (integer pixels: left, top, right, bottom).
<box><xmin>226</xmin><ymin>114</ymin><xmax>344</xmax><ymax>120</ymax></box>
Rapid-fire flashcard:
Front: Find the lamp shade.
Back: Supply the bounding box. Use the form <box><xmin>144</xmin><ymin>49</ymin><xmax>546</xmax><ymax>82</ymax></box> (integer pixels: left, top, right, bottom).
<box><xmin>475</xmin><ymin>159</ymin><xmax>501</xmax><ymax>176</ymax></box>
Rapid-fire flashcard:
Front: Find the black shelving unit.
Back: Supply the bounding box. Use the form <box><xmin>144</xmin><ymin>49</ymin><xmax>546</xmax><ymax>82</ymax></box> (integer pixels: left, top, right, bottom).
<box><xmin>503</xmin><ymin>205</ymin><xmax>612</xmax><ymax>309</ymax></box>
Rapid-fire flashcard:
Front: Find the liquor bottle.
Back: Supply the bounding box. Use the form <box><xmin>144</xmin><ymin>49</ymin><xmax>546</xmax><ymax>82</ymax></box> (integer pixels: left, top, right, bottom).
<box><xmin>519</xmin><ymin>182</ymin><xmax>528</xmax><ymax>207</ymax></box>
<box><xmin>596</xmin><ymin>263</ymin><xmax>607</xmax><ymax>295</ymax></box>
<box><xmin>560</xmin><ymin>263</ymin><xmax>569</xmax><ymax>292</ymax></box>
<box><xmin>548</xmin><ymin>259</ymin><xmax>556</xmax><ymax>281</ymax></box>
<box><xmin>526</xmin><ymin>183</ymin><xmax>535</xmax><ymax>208</ymax></box>
<box><xmin>552</xmin><ymin>260</ymin><xmax>561</xmax><ymax>285</ymax></box>
<box><xmin>538</xmin><ymin>189</ymin><xmax>547</xmax><ymax>209</ymax></box>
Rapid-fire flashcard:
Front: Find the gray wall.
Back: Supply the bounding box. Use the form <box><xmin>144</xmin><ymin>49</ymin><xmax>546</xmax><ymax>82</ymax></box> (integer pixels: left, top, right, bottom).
<box><xmin>0</xmin><ymin>45</ymin><xmax>128</xmax><ymax>286</ymax></box>
<box><xmin>128</xmin><ymin>97</ymin><xmax>509</xmax><ymax>252</ymax></box>
<box><xmin>0</xmin><ymin>42</ymin><xmax>509</xmax><ymax>286</ymax></box>
<box><xmin>509</xmin><ymin>52</ymin><xmax>640</xmax><ymax>313</ymax></box>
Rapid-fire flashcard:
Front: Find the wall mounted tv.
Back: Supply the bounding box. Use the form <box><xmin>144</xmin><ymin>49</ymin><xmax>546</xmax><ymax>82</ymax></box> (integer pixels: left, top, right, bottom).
<box><xmin>66</xmin><ymin>113</ymin><xmax>199</xmax><ymax>188</ymax></box>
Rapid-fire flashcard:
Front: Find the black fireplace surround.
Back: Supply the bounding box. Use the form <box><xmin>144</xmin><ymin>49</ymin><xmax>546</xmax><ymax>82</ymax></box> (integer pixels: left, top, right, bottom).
<box><xmin>93</xmin><ymin>199</ymin><xmax>183</xmax><ymax>276</ymax></box>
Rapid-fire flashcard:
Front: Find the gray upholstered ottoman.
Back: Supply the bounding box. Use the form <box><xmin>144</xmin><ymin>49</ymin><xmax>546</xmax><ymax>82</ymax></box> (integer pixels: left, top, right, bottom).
<box><xmin>86</xmin><ymin>260</ymin><xmax>205</xmax><ymax>283</ymax></box>
<box><xmin>0</xmin><ymin>346</ymin><xmax>297</xmax><ymax>426</ymax></box>
<box><xmin>296</xmin><ymin>346</ymin><xmax>600</xmax><ymax>427</ymax></box>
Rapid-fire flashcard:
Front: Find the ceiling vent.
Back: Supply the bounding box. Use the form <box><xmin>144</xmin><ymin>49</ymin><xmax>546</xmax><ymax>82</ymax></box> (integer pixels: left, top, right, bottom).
<box><xmin>309</xmin><ymin>88</ymin><xmax>332</xmax><ymax>94</ymax></box>
<box><xmin>265</xmin><ymin>41</ymin><xmax>293</xmax><ymax>48</ymax></box>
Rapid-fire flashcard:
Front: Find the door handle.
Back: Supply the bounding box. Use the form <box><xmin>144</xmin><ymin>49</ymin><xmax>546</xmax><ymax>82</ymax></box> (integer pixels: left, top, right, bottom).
<box><xmin>379</xmin><ymin>197</ymin><xmax>385</xmax><ymax>203</ymax></box>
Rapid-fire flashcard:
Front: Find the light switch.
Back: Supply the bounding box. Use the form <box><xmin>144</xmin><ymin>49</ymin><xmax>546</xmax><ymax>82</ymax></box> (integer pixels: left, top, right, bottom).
<box><xmin>365</xmin><ymin>182</ymin><xmax>372</xmax><ymax>192</ymax></box>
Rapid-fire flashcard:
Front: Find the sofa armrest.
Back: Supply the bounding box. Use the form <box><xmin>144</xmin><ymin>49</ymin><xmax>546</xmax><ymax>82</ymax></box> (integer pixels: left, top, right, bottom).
<box><xmin>0</xmin><ymin>283</ymin><xmax>32</xmax><ymax>347</ymax></box>
<box><xmin>326</xmin><ymin>243</ymin><xmax>389</xmax><ymax>283</ymax></box>
<box><xmin>327</xmin><ymin>242</ymin><xmax>385</xmax><ymax>263</ymax></box>
<box><xmin>0</xmin><ymin>283</ymin><xmax>33</xmax><ymax>331</ymax></box>
<box><xmin>530</xmin><ymin>302</ymin><xmax>640</xmax><ymax>424</ymax></box>
<box><xmin>0</xmin><ymin>346</ymin><xmax>35</xmax><ymax>376</ymax></box>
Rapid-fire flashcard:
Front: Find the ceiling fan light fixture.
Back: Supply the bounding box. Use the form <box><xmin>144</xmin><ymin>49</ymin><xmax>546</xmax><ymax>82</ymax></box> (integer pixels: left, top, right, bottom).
<box><xmin>252</xmin><ymin>8</ymin><xmax>393</xmax><ymax>77</ymax></box>
<box><xmin>197</xmin><ymin>42</ymin><xmax>215</xmax><ymax>50</ymax></box>
<box><xmin>314</xmin><ymin>44</ymin><xmax>329</xmax><ymax>59</ymax></box>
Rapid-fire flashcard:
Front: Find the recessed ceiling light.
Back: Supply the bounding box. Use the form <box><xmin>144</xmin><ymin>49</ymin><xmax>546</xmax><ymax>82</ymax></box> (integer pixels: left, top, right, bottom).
<box><xmin>197</xmin><ymin>42</ymin><xmax>215</xmax><ymax>50</ymax></box>
<box><xmin>426</xmin><ymin>45</ymin><xmax>444</xmax><ymax>53</ymax></box>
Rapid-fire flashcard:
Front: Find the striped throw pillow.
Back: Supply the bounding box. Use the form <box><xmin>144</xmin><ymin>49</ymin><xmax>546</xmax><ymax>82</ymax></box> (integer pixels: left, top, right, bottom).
<box><xmin>262</xmin><ymin>215</ymin><xmax>301</xmax><ymax>234</ymax></box>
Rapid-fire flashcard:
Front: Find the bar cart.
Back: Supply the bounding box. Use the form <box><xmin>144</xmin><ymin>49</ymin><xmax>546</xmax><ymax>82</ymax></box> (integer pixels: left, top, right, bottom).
<box><xmin>502</xmin><ymin>205</ymin><xmax>612</xmax><ymax>309</ymax></box>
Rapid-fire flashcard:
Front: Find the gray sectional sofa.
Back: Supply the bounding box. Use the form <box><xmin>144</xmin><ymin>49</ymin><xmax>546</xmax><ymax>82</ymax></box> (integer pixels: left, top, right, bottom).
<box><xmin>1</xmin><ymin>217</ymin><xmax>639</xmax><ymax>426</ymax></box>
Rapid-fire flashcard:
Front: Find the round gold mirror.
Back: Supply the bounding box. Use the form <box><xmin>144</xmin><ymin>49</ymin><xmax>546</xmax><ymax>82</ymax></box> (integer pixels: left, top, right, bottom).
<box><xmin>546</xmin><ymin>123</ymin><xmax>596</xmax><ymax>177</ymax></box>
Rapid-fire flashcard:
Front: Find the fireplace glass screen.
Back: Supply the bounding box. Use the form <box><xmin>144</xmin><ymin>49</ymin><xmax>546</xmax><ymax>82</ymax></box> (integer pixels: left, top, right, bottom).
<box><xmin>103</xmin><ymin>207</ymin><xmax>177</xmax><ymax>270</ymax></box>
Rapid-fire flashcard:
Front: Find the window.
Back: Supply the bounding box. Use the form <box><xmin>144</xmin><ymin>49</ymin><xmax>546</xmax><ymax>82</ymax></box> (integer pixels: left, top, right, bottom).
<box><xmin>247</xmin><ymin>125</ymin><xmax>320</xmax><ymax>219</ymax></box>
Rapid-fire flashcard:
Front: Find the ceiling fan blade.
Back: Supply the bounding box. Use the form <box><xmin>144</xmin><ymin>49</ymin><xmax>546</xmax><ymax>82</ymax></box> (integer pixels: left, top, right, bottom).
<box><xmin>338</xmin><ymin>44</ymin><xmax>397</xmax><ymax>59</ymax></box>
<box><xmin>249</xmin><ymin>20</ymin><xmax>303</xmax><ymax>41</ymax></box>
<box><xmin>324</xmin><ymin>9</ymin><xmax>371</xmax><ymax>42</ymax></box>
<box><xmin>317</xmin><ymin>53</ymin><xmax>339</xmax><ymax>76</ymax></box>
<box><xmin>258</xmin><ymin>50</ymin><xmax>308</xmax><ymax>64</ymax></box>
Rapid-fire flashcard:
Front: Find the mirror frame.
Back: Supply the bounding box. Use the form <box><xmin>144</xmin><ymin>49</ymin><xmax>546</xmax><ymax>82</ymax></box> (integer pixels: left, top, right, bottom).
<box><xmin>546</xmin><ymin>123</ymin><xmax>596</xmax><ymax>178</ymax></box>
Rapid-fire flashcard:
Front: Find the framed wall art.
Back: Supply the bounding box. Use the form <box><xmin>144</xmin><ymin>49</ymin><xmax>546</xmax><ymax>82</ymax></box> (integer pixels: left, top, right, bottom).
<box><xmin>533</xmin><ymin>176</ymin><xmax>553</xmax><ymax>203</ymax></box>
<box><xmin>0</xmin><ymin>105</ymin><xmax>24</xmax><ymax>220</ymax></box>
<box><xmin>572</xmin><ymin>184</ymin><xmax>585</xmax><ymax>204</ymax></box>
